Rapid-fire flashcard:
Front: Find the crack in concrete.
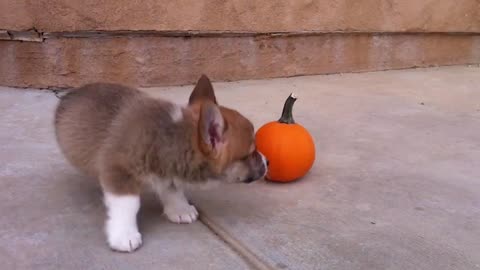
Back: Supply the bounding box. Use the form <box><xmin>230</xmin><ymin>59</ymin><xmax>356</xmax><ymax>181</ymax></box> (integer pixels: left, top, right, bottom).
<box><xmin>197</xmin><ymin>207</ymin><xmax>275</xmax><ymax>270</ymax></box>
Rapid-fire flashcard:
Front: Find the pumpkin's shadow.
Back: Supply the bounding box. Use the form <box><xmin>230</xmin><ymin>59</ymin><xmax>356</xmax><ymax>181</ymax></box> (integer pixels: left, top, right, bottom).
<box><xmin>263</xmin><ymin>171</ymin><xmax>314</xmax><ymax>185</ymax></box>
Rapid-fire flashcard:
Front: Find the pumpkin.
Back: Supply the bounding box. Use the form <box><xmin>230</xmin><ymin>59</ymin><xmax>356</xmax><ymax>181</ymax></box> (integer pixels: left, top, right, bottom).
<box><xmin>255</xmin><ymin>93</ymin><xmax>315</xmax><ymax>182</ymax></box>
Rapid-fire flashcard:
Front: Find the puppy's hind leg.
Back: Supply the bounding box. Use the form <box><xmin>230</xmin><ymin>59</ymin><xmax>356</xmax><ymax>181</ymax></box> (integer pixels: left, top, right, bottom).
<box><xmin>156</xmin><ymin>182</ymin><xmax>198</xmax><ymax>224</ymax></box>
<box><xmin>101</xmin><ymin>169</ymin><xmax>143</xmax><ymax>252</ymax></box>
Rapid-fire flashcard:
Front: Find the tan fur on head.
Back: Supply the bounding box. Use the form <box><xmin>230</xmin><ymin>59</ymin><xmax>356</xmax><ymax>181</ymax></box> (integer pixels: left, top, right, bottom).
<box><xmin>186</xmin><ymin>76</ymin><xmax>261</xmax><ymax>179</ymax></box>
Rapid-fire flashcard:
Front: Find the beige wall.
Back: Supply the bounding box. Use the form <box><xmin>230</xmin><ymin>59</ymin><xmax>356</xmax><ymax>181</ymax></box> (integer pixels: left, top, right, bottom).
<box><xmin>1</xmin><ymin>34</ymin><xmax>479</xmax><ymax>89</ymax></box>
<box><xmin>0</xmin><ymin>1</ymin><xmax>479</xmax><ymax>88</ymax></box>
<box><xmin>1</xmin><ymin>0</ymin><xmax>479</xmax><ymax>33</ymax></box>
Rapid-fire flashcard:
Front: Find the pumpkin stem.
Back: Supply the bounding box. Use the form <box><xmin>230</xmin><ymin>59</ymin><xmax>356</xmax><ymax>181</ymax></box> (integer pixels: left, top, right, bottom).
<box><xmin>278</xmin><ymin>93</ymin><xmax>297</xmax><ymax>124</ymax></box>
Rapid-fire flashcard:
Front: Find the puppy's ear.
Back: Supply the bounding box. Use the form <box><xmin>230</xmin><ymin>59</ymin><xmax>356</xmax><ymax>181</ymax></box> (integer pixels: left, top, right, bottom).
<box><xmin>198</xmin><ymin>101</ymin><xmax>226</xmax><ymax>156</ymax></box>
<box><xmin>189</xmin><ymin>75</ymin><xmax>218</xmax><ymax>105</ymax></box>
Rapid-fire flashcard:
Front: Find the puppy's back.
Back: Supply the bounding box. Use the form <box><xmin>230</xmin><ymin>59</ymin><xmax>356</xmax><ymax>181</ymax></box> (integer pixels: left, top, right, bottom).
<box><xmin>54</xmin><ymin>83</ymin><xmax>142</xmax><ymax>176</ymax></box>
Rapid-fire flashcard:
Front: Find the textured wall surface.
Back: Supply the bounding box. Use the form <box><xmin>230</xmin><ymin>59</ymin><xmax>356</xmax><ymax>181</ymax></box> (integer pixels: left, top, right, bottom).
<box><xmin>1</xmin><ymin>34</ymin><xmax>479</xmax><ymax>89</ymax></box>
<box><xmin>1</xmin><ymin>0</ymin><xmax>479</xmax><ymax>32</ymax></box>
<box><xmin>1</xmin><ymin>0</ymin><xmax>479</xmax><ymax>88</ymax></box>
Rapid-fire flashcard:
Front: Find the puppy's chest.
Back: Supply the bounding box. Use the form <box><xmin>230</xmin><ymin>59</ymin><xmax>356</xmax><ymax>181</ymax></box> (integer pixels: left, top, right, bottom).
<box><xmin>144</xmin><ymin>156</ymin><xmax>212</xmax><ymax>187</ymax></box>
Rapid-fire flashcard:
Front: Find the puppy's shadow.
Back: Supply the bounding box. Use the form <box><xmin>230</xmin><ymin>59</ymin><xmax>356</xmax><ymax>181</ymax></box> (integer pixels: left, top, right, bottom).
<box><xmin>62</xmin><ymin>171</ymin><xmax>103</xmax><ymax>208</ymax></box>
<box><xmin>60</xmin><ymin>170</ymin><xmax>174</xmax><ymax>231</ymax></box>
<box><xmin>189</xmin><ymin>184</ymin><xmax>274</xmax><ymax>224</ymax></box>
<box><xmin>137</xmin><ymin>193</ymin><xmax>170</xmax><ymax>233</ymax></box>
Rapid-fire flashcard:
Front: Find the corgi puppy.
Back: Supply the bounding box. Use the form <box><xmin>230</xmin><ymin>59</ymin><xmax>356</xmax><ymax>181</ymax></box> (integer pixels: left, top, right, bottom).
<box><xmin>54</xmin><ymin>75</ymin><xmax>268</xmax><ymax>252</ymax></box>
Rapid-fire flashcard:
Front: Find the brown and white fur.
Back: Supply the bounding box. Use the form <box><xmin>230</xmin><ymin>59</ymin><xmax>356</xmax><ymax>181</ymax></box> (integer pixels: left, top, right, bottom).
<box><xmin>54</xmin><ymin>75</ymin><xmax>267</xmax><ymax>252</ymax></box>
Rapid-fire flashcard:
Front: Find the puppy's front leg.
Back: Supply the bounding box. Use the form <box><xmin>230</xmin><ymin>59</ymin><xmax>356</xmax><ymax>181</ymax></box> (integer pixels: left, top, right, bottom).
<box><xmin>157</xmin><ymin>183</ymin><xmax>198</xmax><ymax>224</ymax></box>
<box><xmin>103</xmin><ymin>192</ymin><xmax>142</xmax><ymax>252</ymax></box>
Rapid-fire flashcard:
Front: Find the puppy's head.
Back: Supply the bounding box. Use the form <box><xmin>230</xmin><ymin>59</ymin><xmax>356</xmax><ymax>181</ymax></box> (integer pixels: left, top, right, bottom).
<box><xmin>188</xmin><ymin>75</ymin><xmax>267</xmax><ymax>183</ymax></box>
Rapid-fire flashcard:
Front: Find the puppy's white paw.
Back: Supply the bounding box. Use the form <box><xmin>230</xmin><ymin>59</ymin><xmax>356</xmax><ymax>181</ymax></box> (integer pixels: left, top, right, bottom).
<box><xmin>107</xmin><ymin>229</ymin><xmax>143</xmax><ymax>252</ymax></box>
<box><xmin>164</xmin><ymin>204</ymin><xmax>199</xmax><ymax>224</ymax></box>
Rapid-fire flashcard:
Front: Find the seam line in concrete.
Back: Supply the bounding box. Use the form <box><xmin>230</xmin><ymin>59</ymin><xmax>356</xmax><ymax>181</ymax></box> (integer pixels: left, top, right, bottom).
<box><xmin>197</xmin><ymin>208</ymin><xmax>275</xmax><ymax>270</ymax></box>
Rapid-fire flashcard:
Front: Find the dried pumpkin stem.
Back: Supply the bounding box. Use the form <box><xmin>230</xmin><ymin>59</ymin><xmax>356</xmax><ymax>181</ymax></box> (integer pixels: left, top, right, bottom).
<box><xmin>278</xmin><ymin>93</ymin><xmax>297</xmax><ymax>124</ymax></box>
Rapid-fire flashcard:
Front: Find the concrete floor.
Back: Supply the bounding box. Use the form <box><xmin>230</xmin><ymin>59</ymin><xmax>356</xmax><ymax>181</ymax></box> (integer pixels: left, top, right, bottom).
<box><xmin>1</xmin><ymin>66</ymin><xmax>479</xmax><ymax>270</ymax></box>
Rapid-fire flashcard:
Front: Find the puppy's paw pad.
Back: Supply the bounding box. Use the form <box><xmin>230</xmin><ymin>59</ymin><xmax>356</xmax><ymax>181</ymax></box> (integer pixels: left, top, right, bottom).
<box><xmin>165</xmin><ymin>204</ymin><xmax>199</xmax><ymax>224</ymax></box>
<box><xmin>108</xmin><ymin>230</ymin><xmax>142</xmax><ymax>252</ymax></box>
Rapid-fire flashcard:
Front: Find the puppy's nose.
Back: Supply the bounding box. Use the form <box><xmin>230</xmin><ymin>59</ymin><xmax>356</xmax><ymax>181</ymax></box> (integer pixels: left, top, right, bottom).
<box><xmin>244</xmin><ymin>177</ymin><xmax>256</xmax><ymax>183</ymax></box>
<box><xmin>266</xmin><ymin>159</ymin><xmax>270</xmax><ymax>166</ymax></box>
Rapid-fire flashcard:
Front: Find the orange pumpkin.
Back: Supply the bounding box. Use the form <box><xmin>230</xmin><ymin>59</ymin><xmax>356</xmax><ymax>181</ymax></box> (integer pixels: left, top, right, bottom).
<box><xmin>255</xmin><ymin>93</ymin><xmax>315</xmax><ymax>182</ymax></box>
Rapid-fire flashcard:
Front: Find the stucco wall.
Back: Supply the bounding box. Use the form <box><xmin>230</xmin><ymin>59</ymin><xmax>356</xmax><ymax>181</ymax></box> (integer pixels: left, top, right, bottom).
<box><xmin>1</xmin><ymin>34</ymin><xmax>479</xmax><ymax>89</ymax></box>
<box><xmin>1</xmin><ymin>0</ymin><xmax>479</xmax><ymax>33</ymax></box>
<box><xmin>0</xmin><ymin>0</ymin><xmax>479</xmax><ymax>88</ymax></box>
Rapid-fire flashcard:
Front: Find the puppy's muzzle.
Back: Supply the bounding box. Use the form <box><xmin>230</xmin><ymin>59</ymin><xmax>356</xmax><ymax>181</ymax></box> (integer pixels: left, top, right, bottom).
<box><xmin>243</xmin><ymin>152</ymin><xmax>269</xmax><ymax>183</ymax></box>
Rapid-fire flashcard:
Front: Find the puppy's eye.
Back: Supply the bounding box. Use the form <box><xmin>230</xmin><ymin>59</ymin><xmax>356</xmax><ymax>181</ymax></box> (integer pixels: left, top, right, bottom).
<box><xmin>240</xmin><ymin>154</ymin><xmax>250</xmax><ymax>161</ymax></box>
